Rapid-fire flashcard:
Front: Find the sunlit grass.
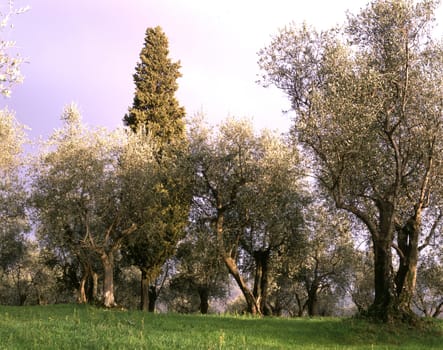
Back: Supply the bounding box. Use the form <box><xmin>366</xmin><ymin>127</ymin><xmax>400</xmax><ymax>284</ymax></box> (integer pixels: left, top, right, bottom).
<box><xmin>0</xmin><ymin>304</ymin><xmax>441</xmax><ymax>349</ymax></box>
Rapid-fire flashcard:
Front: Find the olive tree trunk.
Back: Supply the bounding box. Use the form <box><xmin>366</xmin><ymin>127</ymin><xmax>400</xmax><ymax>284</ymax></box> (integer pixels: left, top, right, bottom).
<box><xmin>253</xmin><ymin>250</ymin><xmax>271</xmax><ymax>315</ymax></box>
<box><xmin>395</xmin><ymin>214</ymin><xmax>420</xmax><ymax>316</ymax></box>
<box><xmin>216</xmin><ymin>211</ymin><xmax>260</xmax><ymax>315</ymax></box>
<box><xmin>140</xmin><ymin>269</ymin><xmax>150</xmax><ymax>311</ymax></box>
<box><xmin>101</xmin><ymin>251</ymin><xmax>116</xmax><ymax>308</ymax></box>
<box><xmin>198</xmin><ymin>286</ymin><xmax>209</xmax><ymax>314</ymax></box>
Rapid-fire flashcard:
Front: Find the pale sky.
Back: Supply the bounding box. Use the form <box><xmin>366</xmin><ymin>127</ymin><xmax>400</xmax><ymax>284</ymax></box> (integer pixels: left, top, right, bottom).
<box><xmin>3</xmin><ymin>0</ymin><xmax>443</xmax><ymax>138</ymax></box>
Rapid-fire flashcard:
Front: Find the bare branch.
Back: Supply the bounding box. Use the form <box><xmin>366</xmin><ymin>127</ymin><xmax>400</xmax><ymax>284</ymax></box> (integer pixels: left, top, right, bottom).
<box><xmin>391</xmin><ymin>242</ymin><xmax>406</xmax><ymax>261</ymax></box>
<box><xmin>419</xmin><ymin>210</ymin><xmax>443</xmax><ymax>251</ymax></box>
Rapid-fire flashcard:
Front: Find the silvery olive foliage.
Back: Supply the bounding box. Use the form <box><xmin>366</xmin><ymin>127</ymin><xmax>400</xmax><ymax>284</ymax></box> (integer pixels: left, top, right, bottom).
<box><xmin>0</xmin><ymin>0</ymin><xmax>29</xmax><ymax>97</ymax></box>
<box><xmin>0</xmin><ymin>108</ymin><xmax>28</xmax><ymax>275</ymax></box>
<box><xmin>259</xmin><ymin>0</ymin><xmax>443</xmax><ymax>321</ymax></box>
<box><xmin>32</xmin><ymin>104</ymin><xmax>161</xmax><ymax>307</ymax></box>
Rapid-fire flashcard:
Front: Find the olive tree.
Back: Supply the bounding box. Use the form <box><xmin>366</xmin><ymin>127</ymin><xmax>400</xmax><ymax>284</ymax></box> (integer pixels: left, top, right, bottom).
<box><xmin>413</xmin><ymin>250</ymin><xmax>443</xmax><ymax>318</ymax></box>
<box><xmin>259</xmin><ymin>0</ymin><xmax>443</xmax><ymax>322</ymax></box>
<box><xmin>237</xmin><ymin>130</ymin><xmax>306</xmax><ymax>315</ymax></box>
<box><xmin>188</xmin><ymin>117</ymin><xmax>260</xmax><ymax>313</ymax></box>
<box><xmin>0</xmin><ymin>0</ymin><xmax>29</xmax><ymax>273</ymax></box>
<box><xmin>294</xmin><ymin>205</ymin><xmax>356</xmax><ymax>316</ymax></box>
<box><xmin>189</xmin><ymin>116</ymin><xmax>305</xmax><ymax>315</ymax></box>
<box><xmin>32</xmin><ymin>105</ymin><xmax>162</xmax><ymax>307</ymax></box>
<box><xmin>0</xmin><ymin>109</ymin><xmax>29</xmax><ymax>294</ymax></box>
<box><xmin>167</xmin><ymin>217</ymin><xmax>230</xmax><ymax>314</ymax></box>
<box><xmin>0</xmin><ymin>1</ymin><xmax>31</xmax><ymax>303</ymax></box>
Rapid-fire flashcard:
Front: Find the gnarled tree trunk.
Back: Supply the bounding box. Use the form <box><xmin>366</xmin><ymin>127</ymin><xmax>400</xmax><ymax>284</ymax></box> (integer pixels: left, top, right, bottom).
<box><xmin>306</xmin><ymin>282</ymin><xmax>320</xmax><ymax>317</ymax></box>
<box><xmin>198</xmin><ymin>286</ymin><xmax>209</xmax><ymax>314</ymax></box>
<box><xmin>216</xmin><ymin>210</ymin><xmax>260</xmax><ymax>315</ymax></box>
<box><xmin>357</xmin><ymin>199</ymin><xmax>395</xmax><ymax>322</ymax></box>
<box><xmin>370</xmin><ymin>237</ymin><xmax>395</xmax><ymax>321</ymax></box>
<box><xmin>253</xmin><ymin>250</ymin><xmax>271</xmax><ymax>315</ymax></box>
<box><xmin>79</xmin><ymin>263</ymin><xmax>98</xmax><ymax>304</ymax></box>
<box><xmin>224</xmin><ymin>255</ymin><xmax>260</xmax><ymax>315</ymax></box>
<box><xmin>78</xmin><ymin>274</ymin><xmax>88</xmax><ymax>304</ymax></box>
<box><xmin>91</xmin><ymin>271</ymin><xmax>99</xmax><ymax>303</ymax></box>
<box><xmin>140</xmin><ymin>269</ymin><xmax>150</xmax><ymax>311</ymax></box>
<box><xmin>101</xmin><ymin>251</ymin><xmax>116</xmax><ymax>308</ymax></box>
<box><xmin>395</xmin><ymin>214</ymin><xmax>420</xmax><ymax>317</ymax></box>
<box><xmin>148</xmin><ymin>285</ymin><xmax>157</xmax><ymax>312</ymax></box>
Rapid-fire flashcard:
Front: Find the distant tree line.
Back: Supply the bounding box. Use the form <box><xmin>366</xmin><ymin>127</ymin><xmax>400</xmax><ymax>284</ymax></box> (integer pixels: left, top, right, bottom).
<box><xmin>1</xmin><ymin>0</ymin><xmax>442</xmax><ymax>324</ymax></box>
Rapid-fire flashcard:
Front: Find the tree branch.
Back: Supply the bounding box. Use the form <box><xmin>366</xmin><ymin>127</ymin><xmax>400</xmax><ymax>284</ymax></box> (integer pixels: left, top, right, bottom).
<box><xmin>391</xmin><ymin>242</ymin><xmax>406</xmax><ymax>261</ymax></box>
<box><xmin>336</xmin><ymin>201</ymin><xmax>379</xmax><ymax>240</ymax></box>
<box><xmin>419</xmin><ymin>210</ymin><xmax>442</xmax><ymax>251</ymax></box>
<box><xmin>432</xmin><ymin>301</ymin><xmax>443</xmax><ymax>318</ymax></box>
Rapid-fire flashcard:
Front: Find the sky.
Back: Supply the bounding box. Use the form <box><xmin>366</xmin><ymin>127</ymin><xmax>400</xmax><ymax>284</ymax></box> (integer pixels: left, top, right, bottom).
<box><xmin>2</xmin><ymin>0</ymin><xmax>443</xmax><ymax>139</ymax></box>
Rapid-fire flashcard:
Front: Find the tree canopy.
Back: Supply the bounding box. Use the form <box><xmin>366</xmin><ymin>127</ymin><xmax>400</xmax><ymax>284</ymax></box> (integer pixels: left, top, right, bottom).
<box><xmin>259</xmin><ymin>0</ymin><xmax>443</xmax><ymax>322</ymax></box>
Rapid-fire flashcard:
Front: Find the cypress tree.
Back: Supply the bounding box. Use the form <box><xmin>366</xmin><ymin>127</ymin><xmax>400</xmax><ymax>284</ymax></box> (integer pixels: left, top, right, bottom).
<box><xmin>124</xmin><ymin>26</ymin><xmax>186</xmax><ymax>145</ymax></box>
<box><xmin>123</xmin><ymin>26</ymin><xmax>191</xmax><ymax>312</ymax></box>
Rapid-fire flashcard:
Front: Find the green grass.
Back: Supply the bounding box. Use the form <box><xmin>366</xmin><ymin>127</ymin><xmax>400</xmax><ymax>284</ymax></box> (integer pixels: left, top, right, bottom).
<box><xmin>0</xmin><ymin>304</ymin><xmax>441</xmax><ymax>349</ymax></box>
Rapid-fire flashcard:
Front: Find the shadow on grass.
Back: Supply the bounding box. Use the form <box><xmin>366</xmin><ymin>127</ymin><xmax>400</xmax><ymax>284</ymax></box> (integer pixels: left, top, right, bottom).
<box><xmin>162</xmin><ymin>313</ymin><xmax>443</xmax><ymax>349</ymax></box>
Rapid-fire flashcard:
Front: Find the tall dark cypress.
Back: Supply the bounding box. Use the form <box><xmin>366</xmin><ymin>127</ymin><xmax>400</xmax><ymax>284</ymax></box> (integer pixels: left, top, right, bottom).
<box><xmin>123</xmin><ymin>26</ymin><xmax>191</xmax><ymax>312</ymax></box>
<box><xmin>124</xmin><ymin>26</ymin><xmax>186</xmax><ymax>145</ymax></box>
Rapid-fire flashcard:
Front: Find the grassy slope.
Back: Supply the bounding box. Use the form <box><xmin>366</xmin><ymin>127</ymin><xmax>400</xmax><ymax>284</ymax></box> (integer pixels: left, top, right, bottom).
<box><xmin>0</xmin><ymin>304</ymin><xmax>441</xmax><ymax>349</ymax></box>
